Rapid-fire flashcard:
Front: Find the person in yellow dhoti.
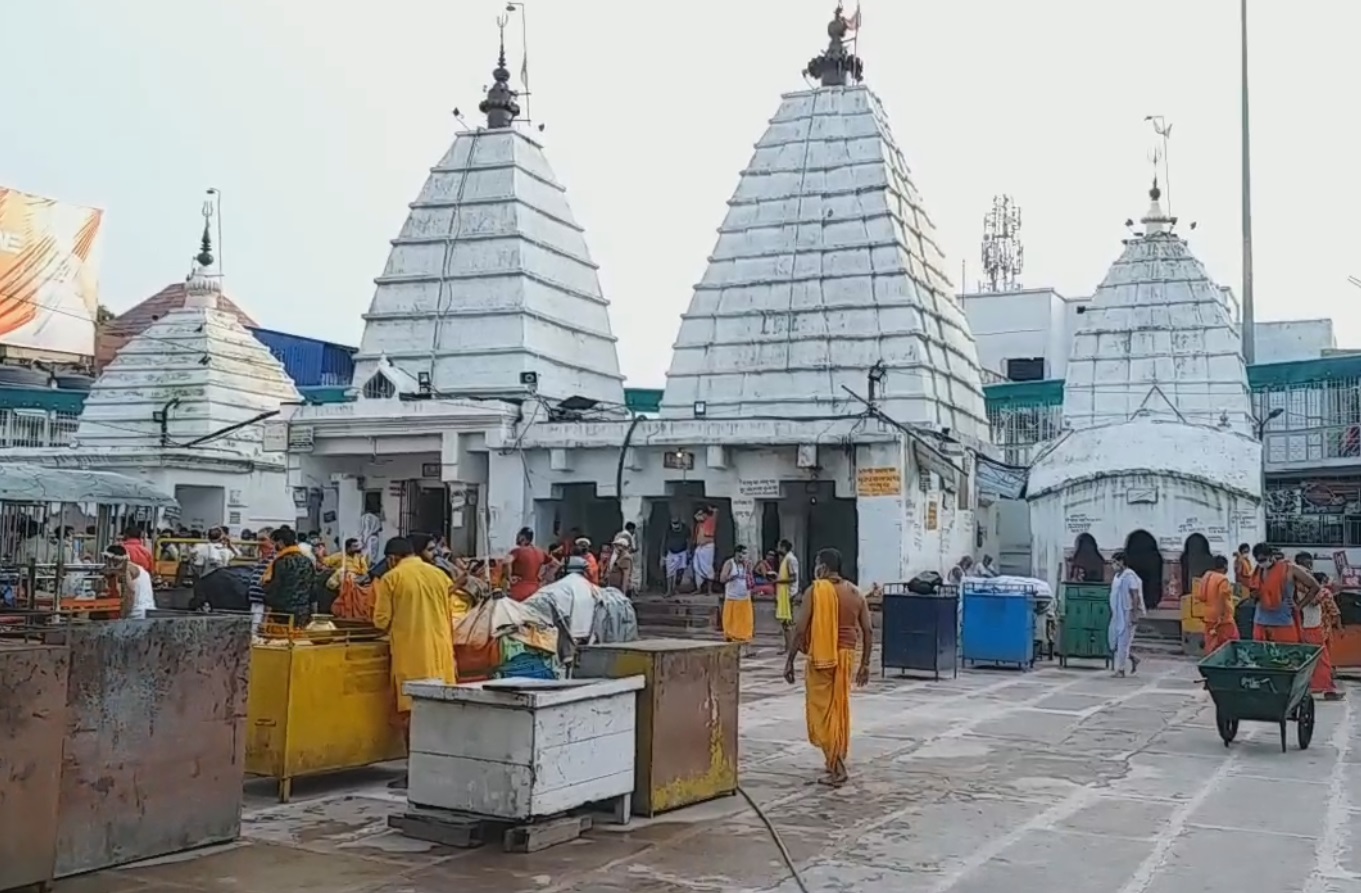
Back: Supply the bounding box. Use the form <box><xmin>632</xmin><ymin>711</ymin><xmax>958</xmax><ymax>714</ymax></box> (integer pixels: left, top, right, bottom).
<box><xmin>720</xmin><ymin>545</ymin><xmax>755</xmax><ymax>644</ymax></box>
<box><xmin>774</xmin><ymin>539</ymin><xmax>800</xmax><ymax>654</ymax></box>
<box><xmin>373</xmin><ymin>536</ymin><xmax>459</xmax><ymax>789</ymax></box>
<box><xmin>783</xmin><ymin>548</ymin><xmax>874</xmax><ymax>786</ymax></box>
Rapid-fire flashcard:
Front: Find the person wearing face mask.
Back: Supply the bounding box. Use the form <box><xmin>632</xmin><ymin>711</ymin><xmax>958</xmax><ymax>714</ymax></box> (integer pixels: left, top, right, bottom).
<box><xmin>1108</xmin><ymin>551</ymin><xmax>1143</xmax><ymax>678</ymax></box>
<box><xmin>1251</xmin><ymin>543</ymin><xmax>1317</xmax><ymax>645</ymax></box>
<box><xmin>782</xmin><ymin>548</ymin><xmax>876</xmax><ymax>788</ymax></box>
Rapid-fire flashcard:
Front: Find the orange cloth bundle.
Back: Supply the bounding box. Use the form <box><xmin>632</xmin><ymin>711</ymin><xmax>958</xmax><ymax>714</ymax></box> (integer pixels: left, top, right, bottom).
<box><xmin>331</xmin><ymin>574</ymin><xmax>376</xmax><ymax>622</ymax></box>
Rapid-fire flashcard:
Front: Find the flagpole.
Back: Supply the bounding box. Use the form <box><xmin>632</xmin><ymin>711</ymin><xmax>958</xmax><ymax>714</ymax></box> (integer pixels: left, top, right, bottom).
<box><xmin>851</xmin><ymin>2</ymin><xmax>860</xmax><ymax>63</ymax></box>
<box><xmin>506</xmin><ymin>1</ymin><xmax>531</xmax><ymax>125</ymax></box>
<box><xmin>1239</xmin><ymin>0</ymin><xmax>1256</xmax><ymax>365</ymax></box>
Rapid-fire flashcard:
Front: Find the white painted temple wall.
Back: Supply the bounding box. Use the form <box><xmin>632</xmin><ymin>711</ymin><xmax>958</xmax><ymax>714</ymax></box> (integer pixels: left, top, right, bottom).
<box><xmin>1030</xmin><ymin>474</ymin><xmax>1263</xmax><ymax>597</ymax></box>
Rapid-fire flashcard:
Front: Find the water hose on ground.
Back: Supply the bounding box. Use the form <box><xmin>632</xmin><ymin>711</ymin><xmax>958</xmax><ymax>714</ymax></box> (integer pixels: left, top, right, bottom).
<box><xmin>737</xmin><ymin>785</ymin><xmax>811</xmax><ymax>893</ymax></box>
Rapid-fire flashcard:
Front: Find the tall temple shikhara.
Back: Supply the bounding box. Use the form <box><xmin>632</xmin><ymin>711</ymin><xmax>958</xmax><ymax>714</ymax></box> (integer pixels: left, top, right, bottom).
<box><xmin>353</xmin><ymin>25</ymin><xmax>625</xmax><ymax>407</ymax></box>
<box><xmin>660</xmin><ymin>8</ymin><xmax>988</xmax><ymax>442</ymax></box>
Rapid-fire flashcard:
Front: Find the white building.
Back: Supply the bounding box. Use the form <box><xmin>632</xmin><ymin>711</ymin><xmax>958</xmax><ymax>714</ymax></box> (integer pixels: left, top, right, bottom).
<box><xmin>2</xmin><ymin>218</ymin><xmax>299</xmax><ymax>531</ymax></box>
<box><xmin>285</xmin><ymin>13</ymin><xmax>993</xmax><ymax>586</ymax></box>
<box><xmin>1023</xmin><ymin>182</ymin><xmax>1263</xmax><ymax>602</ymax></box>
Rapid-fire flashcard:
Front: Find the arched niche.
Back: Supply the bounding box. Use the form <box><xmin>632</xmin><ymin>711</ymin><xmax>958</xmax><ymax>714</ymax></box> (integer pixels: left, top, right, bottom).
<box><xmin>1070</xmin><ymin>533</ymin><xmax>1106</xmax><ymax>583</ymax></box>
<box><xmin>1180</xmin><ymin>533</ymin><xmax>1215</xmax><ymax>594</ymax></box>
<box><xmin>1124</xmin><ymin>529</ymin><xmax>1164</xmax><ymax>611</ymax></box>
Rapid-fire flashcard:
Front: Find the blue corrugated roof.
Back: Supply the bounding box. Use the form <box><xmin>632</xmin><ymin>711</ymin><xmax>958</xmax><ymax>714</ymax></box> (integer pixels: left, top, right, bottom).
<box><xmin>247</xmin><ymin>327</ymin><xmax>357</xmax><ymax>351</ymax></box>
<box><xmin>248</xmin><ymin>328</ymin><xmax>357</xmax><ymax>388</ymax></box>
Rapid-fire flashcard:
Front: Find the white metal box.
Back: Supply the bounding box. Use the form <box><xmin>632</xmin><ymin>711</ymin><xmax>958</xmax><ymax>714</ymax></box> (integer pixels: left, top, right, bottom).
<box><xmin>404</xmin><ymin>676</ymin><xmax>645</xmax><ymax>821</ymax></box>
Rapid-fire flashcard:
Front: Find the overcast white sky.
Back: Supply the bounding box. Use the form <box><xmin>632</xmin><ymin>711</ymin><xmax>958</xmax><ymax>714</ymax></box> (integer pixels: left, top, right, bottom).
<box><xmin>6</xmin><ymin>0</ymin><xmax>1359</xmax><ymax>386</ymax></box>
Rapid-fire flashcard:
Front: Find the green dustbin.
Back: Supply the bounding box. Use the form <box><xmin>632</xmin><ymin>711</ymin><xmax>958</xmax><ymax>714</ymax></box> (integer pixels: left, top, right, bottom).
<box><xmin>1059</xmin><ymin>583</ymin><xmax>1113</xmax><ymax>668</ymax></box>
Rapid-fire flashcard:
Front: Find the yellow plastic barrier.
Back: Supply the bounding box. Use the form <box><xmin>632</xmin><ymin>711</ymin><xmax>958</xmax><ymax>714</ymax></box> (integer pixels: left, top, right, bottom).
<box><xmin>245</xmin><ymin>615</ymin><xmax>405</xmax><ymax>802</ymax></box>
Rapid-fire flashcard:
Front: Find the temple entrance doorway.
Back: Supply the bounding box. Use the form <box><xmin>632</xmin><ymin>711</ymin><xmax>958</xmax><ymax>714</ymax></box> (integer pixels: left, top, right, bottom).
<box><xmin>1125</xmin><ymin>529</ymin><xmax>1164</xmax><ymax>610</ymax></box>
<box><xmin>545</xmin><ymin>483</ymin><xmax>622</xmax><ymax>556</ymax></box>
<box><xmin>641</xmin><ymin>483</ymin><xmax>735</xmax><ymax>590</ymax></box>
<box><xmin>761</xmin><ymin>481</ymin><xmax>858</xmax><ymax>582</ymax></box>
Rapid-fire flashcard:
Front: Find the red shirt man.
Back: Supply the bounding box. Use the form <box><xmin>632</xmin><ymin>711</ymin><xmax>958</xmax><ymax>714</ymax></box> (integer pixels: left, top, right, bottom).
<box><xmin>121</xmin><ymin>527</ymin><xmax>155</xmax><ymax>575</ymax></box>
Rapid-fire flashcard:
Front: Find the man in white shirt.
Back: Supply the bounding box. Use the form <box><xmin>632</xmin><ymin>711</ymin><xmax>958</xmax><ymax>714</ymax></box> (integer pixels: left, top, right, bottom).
<box><xmin>1108</xmin><ymin>550</ymin><xmax>1144</xmax><ymax>677</ymax></box>
<box><xmin>191</xmin><ymin>527</ymin><xmax>234</xmax><ymax>576</ymax></box>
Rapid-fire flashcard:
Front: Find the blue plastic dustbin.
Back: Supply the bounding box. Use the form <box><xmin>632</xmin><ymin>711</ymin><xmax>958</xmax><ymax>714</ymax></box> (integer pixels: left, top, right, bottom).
<box><xmin>961</xmin><ymin>581</ymin><xmax>1036</xmax><ymax>669</ymax></box>
<box><xmin>880</xmin><ymin>583</ymin><xmax>959</xmax><ymax>680</ymax></box>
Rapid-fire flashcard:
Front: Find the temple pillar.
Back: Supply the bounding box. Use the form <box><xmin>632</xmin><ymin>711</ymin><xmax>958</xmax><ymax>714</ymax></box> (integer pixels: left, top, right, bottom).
<box><xmin>331</xmin><ymin>473</ymin><xmax>364</xmax><ymax>542</ymax></box>
<box><xmin>857</xmin><ymin>440</ymin><xmax>909</xmax><ymax>586</ymax></box>
<box><xmin>487</xmin><ymin>451</ymin><xmax>531</xmax><ymax>554</ymax></box>
<box><xmin>730</xmin><ymin>496</ymin><xmax>760</xmax><ymax>555</ymax></box>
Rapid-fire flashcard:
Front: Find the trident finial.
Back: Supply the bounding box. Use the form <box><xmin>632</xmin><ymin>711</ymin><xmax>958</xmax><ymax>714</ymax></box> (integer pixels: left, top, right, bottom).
<box><xmin>196</xmin><ymin>199</ymin><xmax>214</xmax><ymax>268</ymax></box>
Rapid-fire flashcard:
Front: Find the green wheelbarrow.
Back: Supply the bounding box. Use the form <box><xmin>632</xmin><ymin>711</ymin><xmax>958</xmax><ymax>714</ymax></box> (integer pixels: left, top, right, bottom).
<box><xmin>1198</xmin><ymin>641</ymin><xmax>1324</xmax><ymax>753</ymax></box>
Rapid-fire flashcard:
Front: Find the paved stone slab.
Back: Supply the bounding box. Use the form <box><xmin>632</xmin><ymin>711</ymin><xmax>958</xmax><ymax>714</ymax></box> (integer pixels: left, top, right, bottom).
<box><xmin>1057</xmin><ymin>796</ymin><xmax>1179</xmax><ymax>839</ymax></box>
<box><xmin>1142</xmin><ymin>826</ymin><xmax>1316</xmax><ymax>893</ymax></box>
<box><xmin>1194</xmin><ymin>775</ymin><xmax>1324</xmax><ymax>838</ymax></box>
<box><xmin>946</xmin><ymin>828</ymin><xmax>1155</xmax><ymax>893</ymax></box>
<box><xmin>117</xmin><ymin>842</ymin><xmax>402</xmax><ymax>893</ymax></box>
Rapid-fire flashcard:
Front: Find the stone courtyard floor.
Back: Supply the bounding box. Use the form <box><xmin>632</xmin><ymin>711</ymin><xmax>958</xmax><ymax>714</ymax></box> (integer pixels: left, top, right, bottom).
<box><xmin>70</xmin><ymin>653</ymin><xmax>1361</xmax><ymax>893</ymax></box>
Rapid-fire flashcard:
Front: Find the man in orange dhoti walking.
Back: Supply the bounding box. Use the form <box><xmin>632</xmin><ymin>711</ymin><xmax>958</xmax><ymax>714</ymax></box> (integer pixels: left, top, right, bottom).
<box><xmin>1201</xmin><ymin>555</ymin><xmax>1239</xmax><ymax>655</ymax></box>
<box><xmin>783</xmin><ymin>548</ymin><xmax>874</xmax><ymax>787</ymax></box>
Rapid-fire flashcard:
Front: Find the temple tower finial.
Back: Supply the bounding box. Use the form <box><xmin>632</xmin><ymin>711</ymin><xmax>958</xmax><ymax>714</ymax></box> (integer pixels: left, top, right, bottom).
<box><xmin>804</xmin><ymin>4</ymin><xmax>864</xmax><ymax>86</ymax></box>
<box><xmin>185</xmin><ymin>196</ymin><xmax>221</xmax><ymax>307</ymax></box>
<box><xmin>195</xmin><ymin>198</ymin><xmax>214</xmax><ymax>269</ymax></box>
<box><xmin>479</xmin><ymin>15</ymin><xmax>521</xmax><ymax>129</ymax></box>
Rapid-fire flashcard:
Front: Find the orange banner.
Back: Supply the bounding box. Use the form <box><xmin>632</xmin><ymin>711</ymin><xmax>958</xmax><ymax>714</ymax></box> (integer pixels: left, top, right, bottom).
<box><xmin>0</xmin><ymin>186</ymin><xmax>104</xmax><ymax>357</ymax></box>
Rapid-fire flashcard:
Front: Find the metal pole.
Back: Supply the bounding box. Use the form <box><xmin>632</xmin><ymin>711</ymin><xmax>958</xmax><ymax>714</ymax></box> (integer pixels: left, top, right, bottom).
<box><xmin>1239</xmin><ymin>0</ymin><xmax>1256</xmax><ymax>364</ymax></box>
<box><xmin>507</xmin><ymin>2</ymin><xmax>530</xmax><ymax>124</ymax></box>
<box><xmin>216</xmin><ymin>190</ymin><xmax>223</xmax><ymax>275</ymax></box>
<box><xmin>207</xmin><ymin>188</ymin><xmax>223</xmax><ymax>275</ymax></box>
<box><xmin>1159</xmin><ymin>129</ymin><xmax>1170</xmax><ymax>216</ymax></box>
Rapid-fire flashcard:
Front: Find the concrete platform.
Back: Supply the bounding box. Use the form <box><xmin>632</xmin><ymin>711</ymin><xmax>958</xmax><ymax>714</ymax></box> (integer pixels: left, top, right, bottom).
<box><xmin>67</xmin><ymin>656</ymin><xmax>1356</xmax><ymax>893</ymax></box>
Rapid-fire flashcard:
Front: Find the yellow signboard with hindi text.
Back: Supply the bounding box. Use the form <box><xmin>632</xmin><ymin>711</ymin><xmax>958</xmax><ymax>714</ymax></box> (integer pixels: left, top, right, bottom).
<box><xmin>856</xmin><ymin>466</ymin><xmax>902</xmax><ymax>498</ymax></box>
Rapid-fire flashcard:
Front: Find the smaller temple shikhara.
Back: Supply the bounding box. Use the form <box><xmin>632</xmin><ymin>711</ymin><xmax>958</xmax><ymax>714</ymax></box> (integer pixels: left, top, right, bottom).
<box><xmin>1027</xmin><ymin>178</ymin><xmax>1263</xmax><ymax>606</ymax></box>
<box><xmin>281</xmin><ymin>5</ymin><xmax>994</xmax><ymax>587</ymax></box>
<box><xmin>0</xmin><ymin>201</ymin><xmax>300</xmax><ymax>531</ymax></box>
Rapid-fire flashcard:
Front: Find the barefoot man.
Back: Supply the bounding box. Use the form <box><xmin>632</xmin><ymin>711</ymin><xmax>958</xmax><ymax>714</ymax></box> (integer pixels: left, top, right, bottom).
<box><xmin>783</xmin><ymin>548</ymin><xmax>874</xmax><ymax>787</ymax></box>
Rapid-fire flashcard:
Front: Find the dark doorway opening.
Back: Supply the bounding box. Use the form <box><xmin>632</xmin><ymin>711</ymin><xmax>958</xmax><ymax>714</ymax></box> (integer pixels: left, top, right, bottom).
<box><xmin>761</xmin><ymin>481</ymin><xmax>858</xmax><ymax>583</ymax></box>
<box><xmin>548</xmin><ymin>484</ymin><xmax>624</xmax><ymax>554</ymax></box>
<box><xmin>1070</xmin><ymin>533</ymin><xmax>1105</xmax><ymax>583</ymax></box>
<box><xmin>640</xmin><ymin>484</ymin><xmax>735</xmax><ymax>591</ymax></box>
<box><xmin>761</xmin><ymin>501</ymin><xmax>781</xmax><ymax>557</ymax></box>
<box><xmin>1180</xmin><ymin>533</ymin><xmax>1214</xmax><ymax>594</ymax></box>
<box><xmin>400</xmin><ymin>481</ymin><xmax>452</xmax><ymax>545</ymax></box>
<box><xmin>1124</xmin><ymin>529</ymin><xmax>1164</xmax><ymax>610</ymax></box>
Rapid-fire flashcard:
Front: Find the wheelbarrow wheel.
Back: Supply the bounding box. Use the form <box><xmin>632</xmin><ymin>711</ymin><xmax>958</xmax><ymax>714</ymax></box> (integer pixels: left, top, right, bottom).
<box><xmin>1215</xmin><ymin>708</ymin><xmax>1239</xmax><ymax>746</ymax></box>
<box><xmin>1296</xmin><ymin>694</ymin><xmax>1316</xmax><ymax>751</ymax></box>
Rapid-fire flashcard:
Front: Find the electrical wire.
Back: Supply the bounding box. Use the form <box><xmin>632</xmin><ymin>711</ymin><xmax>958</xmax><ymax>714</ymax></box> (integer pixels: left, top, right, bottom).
<box><xmin>3</xmin><ymin>288</ymin><xmax>224</xmax><ymax>364</ymax></box>
<box><xmin>737</xmin><ymin>785</ymin><xmax>810</xmax><ymax>893</ymax></box>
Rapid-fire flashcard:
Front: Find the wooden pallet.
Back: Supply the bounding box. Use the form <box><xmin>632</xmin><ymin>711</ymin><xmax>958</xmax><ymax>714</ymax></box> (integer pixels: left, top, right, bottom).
<box><xmin>389</xmin><ymin>807</ymin><xmax>593</xmax><ymax>853</ymax></box>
